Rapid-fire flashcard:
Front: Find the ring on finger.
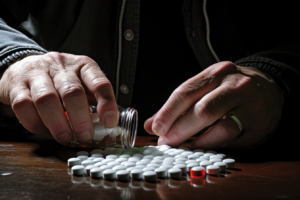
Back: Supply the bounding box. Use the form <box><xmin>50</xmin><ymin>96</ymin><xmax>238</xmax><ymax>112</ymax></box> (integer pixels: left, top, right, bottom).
<box><xmin>222</xmin><ymin>114</ymin><xmax>244</xmax><ymax>134</ymax></box>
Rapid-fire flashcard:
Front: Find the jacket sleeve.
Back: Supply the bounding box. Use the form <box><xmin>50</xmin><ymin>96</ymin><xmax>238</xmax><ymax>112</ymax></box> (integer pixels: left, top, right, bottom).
<box><xmin>233</xmin><ymin>3</ymin><xmax>300</xmax><ymax>150</ymax></box>
<box><xmin>0</xmin><ymin>1</ymin><xmax>48</xmax><ymax>132</ymax></box>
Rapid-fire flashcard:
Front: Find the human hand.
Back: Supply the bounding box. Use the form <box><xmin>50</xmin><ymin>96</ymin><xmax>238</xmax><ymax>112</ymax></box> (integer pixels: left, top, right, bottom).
<box><xmin>144</xmin><ymin>61</ymin><xmax>284</xmax><ymax>149</ymax></box>
<box><xmin>0</xmin><ymin>52</ymin><xmax>118</xmax><ymax>144</ymax></box>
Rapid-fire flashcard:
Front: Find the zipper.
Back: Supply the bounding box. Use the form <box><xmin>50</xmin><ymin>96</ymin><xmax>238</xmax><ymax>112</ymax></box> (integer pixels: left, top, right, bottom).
<box><xmin>116</xmin><ymin>0</ymin><xmax>127</xmax><ymax>102</ymax></box>
<box><xmin>203</xmin><ymin>0</ymin><xmax>220</xmax><ymax>62</ymax></box>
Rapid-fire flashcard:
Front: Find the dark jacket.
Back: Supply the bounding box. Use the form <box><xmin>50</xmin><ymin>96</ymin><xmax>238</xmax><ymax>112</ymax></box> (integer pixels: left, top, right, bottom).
<box><xmin>0</xmin><ymin>0</ymin><xmax>299</xmax><ymax>149</ymax></box>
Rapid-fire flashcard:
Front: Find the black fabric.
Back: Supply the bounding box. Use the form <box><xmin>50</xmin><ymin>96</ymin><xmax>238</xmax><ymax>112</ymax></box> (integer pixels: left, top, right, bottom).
<box><xmin>132</xmin><ymin>0</ymin><xmax>200</xmax><ymax>134</ymax></box>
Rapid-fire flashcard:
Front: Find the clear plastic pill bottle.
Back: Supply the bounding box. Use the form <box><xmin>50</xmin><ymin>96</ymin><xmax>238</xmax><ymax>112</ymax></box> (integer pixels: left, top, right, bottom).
<box><xmin>66</xmin><ymin>105</ymin><xmax>138</xmax><ymax>149</ymax></box>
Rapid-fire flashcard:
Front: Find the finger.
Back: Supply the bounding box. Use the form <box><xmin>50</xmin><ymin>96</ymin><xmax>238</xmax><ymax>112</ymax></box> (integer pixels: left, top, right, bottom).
<box><xmin>53</xmin><ymin>71</ymin><xmax>93</xmax><ymax>143</ymax></box>
<box><xmin>144</xmin><ymin>113</ymin><xmax>158</xmax><ymax>135</ymax></box>
<box><xmin>152</xmin><ymin>61</ymin><xmax>236</xmax><ymax>136</ymax></box>
<box><xmin>158</xmin><ymin>75</ymin><xmax>249</xmax><ymax>147</ymax></box>
<box><xmin>79</xmin><ymin>57</ymin><xmax>118</xmax><ymax>128</ymax></box>
<box><xmin>9</xmin><ymin>84</ymin><xmax>51</xmax><ymax>137</ymax></box>
<box><xmin>29</xmin><ymin>73</ymin><xmax>73</xmax><ymax>143</ymax></box>
<box><xmin>190</xmin><ymin>116</ymin><xmax>242</xmax><ymax>149</ymax></box>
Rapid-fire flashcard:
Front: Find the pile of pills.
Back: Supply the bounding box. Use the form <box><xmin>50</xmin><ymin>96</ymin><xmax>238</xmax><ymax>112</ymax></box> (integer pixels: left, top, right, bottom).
<box><xmin>68</xmin><ymin>145</ymin><xmax>236</xmax><ymax>182</ymax></box>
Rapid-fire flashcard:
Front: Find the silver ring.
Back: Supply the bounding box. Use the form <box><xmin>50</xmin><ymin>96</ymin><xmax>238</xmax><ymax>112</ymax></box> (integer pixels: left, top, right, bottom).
<box><xmin>223</xmin><ymin>115</ymin><xmax>244</xmax><ymax>133</ymax></box>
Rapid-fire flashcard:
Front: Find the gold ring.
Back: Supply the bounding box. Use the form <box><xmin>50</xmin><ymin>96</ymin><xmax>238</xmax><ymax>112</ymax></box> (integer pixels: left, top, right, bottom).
<box><xmin>223</xmin><ymin>115</ymin><xmax>244</xmax><ymax>133</ymax></box>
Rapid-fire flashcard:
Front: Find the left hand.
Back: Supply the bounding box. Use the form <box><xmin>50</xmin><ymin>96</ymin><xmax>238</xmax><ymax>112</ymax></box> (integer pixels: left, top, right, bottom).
<box><xmin>144</xmin><ymin>61</ymin><xmax>284</xmax><ymax>149</ymax></box>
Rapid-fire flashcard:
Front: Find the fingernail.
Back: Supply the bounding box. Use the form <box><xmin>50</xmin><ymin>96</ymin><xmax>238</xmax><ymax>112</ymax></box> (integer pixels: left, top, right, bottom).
<box><xmin>57</xmin><ymin>132</ymin><xmax>71</xmax><ymax>144</ymax></box>
<box><xmin>77</xmin><ymin>131</ymin><xmax>92</xmax><ymax>142</ymax></box>
<box><xmin>104</xmin><ymin>111</ymin><xmax>118</xmax><ymax>127</ymax></box>
<box><xmin>158</xmin><ymin>136</ymin><xmax>169</xmax><ymax>146</ymax></box>
<box><xmin>152</xmin><ymin>121</ymin><xmax>165</xmax><ymax>136</ymax></box>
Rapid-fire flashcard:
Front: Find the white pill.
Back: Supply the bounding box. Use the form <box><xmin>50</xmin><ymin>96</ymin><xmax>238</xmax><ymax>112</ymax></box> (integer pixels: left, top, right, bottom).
<box><xmin>143</xmin><ymin>148</ymin><xmax>155</xmax><ymax>155</ymax></box>
<box><xmin>143</xmin><ymin>171</ymin><xmax>156</xmax><ymax>182</ymax></box>
<box><xmin>121</xmin><ymin>161</ymin><xmax>135</xmax><ymax>166</ymax></box>
<box><xmin>71</xmin><ymin>165</ymin><xmax>85</xmax><ymax>176</ymax></box>
<box><xmin>77</xmin><ymin>155</ymin><xmax>88</xmax><ymax>162</ymax></box>
<box><xmin>210</xmin><ymin>158</ymin><xmax>222</xmax><ymax>164</ymax></box>
<box><xmin>206</xmin><ymin>165</ymin><xmax>220</xmax><ymax>175</ymax></box>
<box><xmin>193</xmin><ymin>149</ymin><xmax>204</xmax><ymax>152</ymax></box>
<box><xmin>151</xmin><ymin>160</ymin><xmax>163</xmax><ymax>165</ymax></box>
<box><xmin>90</xmin><ymin>153</ymin><xmax>103</xmax><ymax>158</ymax></box>
<box><xmin>161</xmin><ymin>164</ymin><xmax>173</xmax><ymax>170</ymax></box>
<box><xmin>82</xmin><ymin>160</ymin><xmax>95</xmax><ymax>167</ymax></box>
<box><xmin>175</xmin><ymin>157</ymin><xmax>187</xmax><ymax>162</ymax></box>
<box><xmin>174</xmin><ymin>164</ymin><xmax>187</xmax><ymax>174</ymax></box>
<box><xmin>147</xmin><ymin>163</ymin><xmax>160</xmax><ymax>168</ymax></box>
<box><xmin>173</xmin><ymin>149</ymin><xmax>185</xmax><ymax>154</ymax></box>
<box><xmin>200</xmin><ymin>161</ymin><xmax>213</xmax><ymax>169</ymax></box>
<box><xmin>196</xmin><ymin>157</ymin><xmax>208</xmax><ymax>162</ymax></box>
<box><xmin>153</xmin><ymin>156</ymin><xmax>164</xmax><ymax>160</ymax></box>
<box><xmin>94</xmin><ymin>162</ymin><xmax>106</xmax><ymax>167</ymax></box>
<box><xmin>214</xmin><ymin>162</ymin><xmax>226</xmax><ymax>172</ymax></box>
<box><xmin>107</xmin><ymin>161</ymin><xmax>119</xmax><ymax>167</ymax></box>
<box><xmin>164</xmin><ymin>157</ymin><xmax>175</xmax><ymax>161</ymax></box>
<box><xmin>131</xmin><ymin>169</ymin><xmax>144</xmax><ymax>180</ymax></box>
<box><xmin>106</xmin><ymin>155</ymin><xmax>118</xmax><ymax>159</ymax></box>
<box><xmin>90</xmin><ymin>149</ymin><xmax>103</xmax><ymax>154</ymax></box>
<box><xmin>181</xmin><ymin>152</ymin><xmax>193</xmax><ymax>157</ymax></box>
<box><xmin>143</xmin><ymin>166</ymin><xmax>156</xmax><ymax>171</ymax></box>
<box><xmin>135</xmin><ymin>165</ymin><xmax>146</xmax><ymax>169</ymax></box>
<box><xmin>93</xmin><ymin>158</ymin><xmax>104</xmax><ymax>163</ymax></box>
<box><xmin>163</xmin><ymin>161</ymin><xmax>174</xmax><ymax>165</ymax></box>
<box><xmin>125</xmin><ymin>162</ymin><xmax>136</xmax><ymax>168</ymax></box>
<box><xmin>132</xmin><ymin>154</ymin><xmax>143</xmax><ymax>158</ymax></box>
<box><xmin>87</xmin><ymin>157</ymin><xmax>94</xmax><ymax>160</ymax></box>
<box><xmin>112</xmin><ymin>165</ymin><xmax>126</xmax><ymax>172</ymax></box>
<box><xmin>204</xmin><ymin>153</ymin><xmax>215</xmax><ymax>157</ymax></box>
<box><xmin>68</xmin><ymin>158</ymin><xmax>81</xmax><ymax>167</ymax></box>
<box><xmin>85</xmin><ymin>165</ymin><xmax>97</xmax><ymax>175</ymax></box>
<box><xmin>188</xmin><ymin>154</ymin><xmax>200</xmax><ymax>160</ymax></box>
<box><xmin>150</xmin><ymin>151</ymin><xmax>164</xmax><ymax>157</ymax></box>
<box><xmin>140</xmin><ymin>158</ymin><xmax>152</xmax><ymax>163</ymax></box>
<box><xmin>187</xmin><ymin>163</ymin><xmax>199</xmax><ymax>172</ymax></box>
<box><xmin>128</xmin><ymin>157</ymin><xmax>140</xmax><ymax>162</ymax></box>
<box><xmin>185</xmin><ymin>160</ymin><xmax>198</xmax><ymax>164</ymax></box>
<box><xmin>153</xmin><ymin>168</ymin><xmax>166</xmax><ymax>178</ymax></box>
<box><xmin>119</xmin><ymin>154</ymin><xmax>131</xmax><ymax>159</ymax></box>
<box><xmin>100</xmin><ymin>165</ymin><xmax>112</xmax><ymax>170</ymax></box>
<box><xmin>136</xmin><ymin>161</ymin><xmax>149</xmax><ymax>166</ymax></box>
<box><xmin>143</xmin><ymin>155</ymin><xmax>154</xmax><ymax>160</ymax></box>
<box><xmin>210</xmin><ymin>155</ymin><xmax>223</xmax><ymax>159</ymax></box>
<box><xmin>116</xmin><ymin>170</ymin><xmax>129</xmax><ymax>181</ymax></box>
<box><xmin>102</xmin><ymin>158</ymin><xmax>114</xmax><ymax>164</ymax></box>
<box><xmin>174</xmin><ymin>160</ymin><xmax>186</xmax><ymax>165</ymax></box>
<box><xmin>193</xmin><ymin>152</ymin><xmax>204</xmax><ymax>156</ymax></box>
<box><xmin>223</xmin><ymin>159</ymin><xmax>235</xmax><ymax>168</ymax></box>
<box><xmin>77</xmin><ymin>151</ymin><xmax>89</xmax><ymax>156</ymax></box>
<box><xmin>168</xmin><ymin>168</ymin><xmax>182</xmax><ymax>179</ymax></box>
<box><xmin>200</xmin><ymin>155</ymin><xmax>210</xmax><ymax>160</ymax></box>
<box><xmin>115</xmin><ymin>158</ymin><xmax>128</xmax><ymax>163</ymax></box>
<box><xmin>205</xmin><ymin>150</ymin><xmax>217</xmax><ymax>154</ymax></box>
<box><xmin>90</xmin><ymin>168</ymin><xmax>103</xmax><ymax>178</ymax></box>
<box><xmin>217</xmin><ymin>153</ymin><xmax>226</xmax><ymax>158</ymax></box>
<box><xmin>103</xmin><ymin>169</ymin><xmax>116</xmax><ymax>180</ymax></box>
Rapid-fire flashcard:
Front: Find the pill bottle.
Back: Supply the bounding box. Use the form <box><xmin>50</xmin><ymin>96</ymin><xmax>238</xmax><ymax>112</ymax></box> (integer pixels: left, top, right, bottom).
<box><xmin>66</xmin><ymin>105</ymin><xmax>138</xmax><ymax>149</ymax></box>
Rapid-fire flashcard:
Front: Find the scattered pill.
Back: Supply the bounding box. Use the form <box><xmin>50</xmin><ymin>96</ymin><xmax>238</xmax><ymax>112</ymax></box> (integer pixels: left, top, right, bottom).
<box><xmin>188</xmin><ymin>154</ymin><xmax>199</xmax><ymax>160</ymax></box>
<box><xmin>223</xmin><ymin>159</ymin><xmax>235</xmax><ymax>168</ymax></box>
<box><xmin>161</xmin><ymin>164</ymin><xmax>173</xmax><ymax>170</ymax></box>
<box><xmin>119</xmin><ymin>154</ymin><xmax>131</xmax><ymax>159</ymax></box>
<box><xmin>135</xmin><ymin>165</ymin><xmax>146</xmax><ymax>169</ymax></box>
<box><xmin>168</xmin><ymin>168</ymin><xmax>181</xmax><ymax>179</ymax></box>
<box><xmin>90</xmin><ymin>153</ymin><xmax>103</xmax><ymax>158</ymax></box>
<box><xmin>193</xmin><ymin>152</ymin><xmax>204</xmax><ymax>156</ymax></box>
<box><xmin>143</xmin><ymin>171</ymin><xmax>156</xmax><ymax>182</ymax></box>
<box><xmin>100</xmin><ymin>165</ymin><xmax>112</xmax><ymax>170</ymax></box>
<box><xmin>106</xmin><ymin>155</ymin><xmax>118</xmax><ymax>159</ymax></box>
<box><xmin>174</xmin><ymin>164</ymin><xmax>187</xmax><ymax>174</ymax></box>
<box><xmin>94</xmin><ymin>162</ymin><xmax>106</xmax><ymax>167</ymax></box>
<box><xmin>112</xmin><ymin>165</ymin><xmax>126</xmax><ymax>172</ymax></box>
<box><xmin>131</xmin><ymin>169</ymin><xmax>144</xmax><ymax>180</ymax></box>
<box><xmin>206</xmin><ymin>165</ymin><xmax>220</xmax><ymax>175</ymax></box>
<box><xmin>90</xmin><ymin>168</ymin><xmax>103</xmax><ymax>178</ymax></box>
<box><xmin>147</xmin><ymin>163</ymin><xmax>160</xmax><ymax>168</ymax></box>
<box><xmin>71</xmin><ymin>165</ymin><xmax>85</xmax><ymax>176</ymax></box>
<box><xmin>85</xmin><ymin>165</ymin><xmax>97</xmax><ymax>176</ymax></box>
<box><xmin>81</xmin><ymin>160</ymin><xmax>95</xmax><ymax>167</ymax></box>
<box><xmin>187</xmin><ymin>163</ymin><xmax>199</xmax><ymax>172</ymax></box>
<box><xmin>210</xmin><ymin>155</ymin><xmax>223</xmax><ymax>159</ymax></box>
<box><xmin>210</xmin><ymin>158</ymin><xmax>222</xmax><ymax>164</ymax></box>
<box><xmin>186</xmin><ymin>160</ymin><xmax>198</xmax><ymax>164</ymax></box>
<box><xmin>143</xmin><ymin>167</ymin><xmax>156</xmax><ymax>172</ymax></box>
<box><xmin>93</xmin><ymin>158</ymin><xmax>104</xmax><ymax>163</ymax></box>
<box><xmin>77</xmin><ymin>155</ymin><xmax>88</xmax><ymax>162</ymax></box>
<box><xmin>155</xmin><ymin>168</ymin><xmax>167</xmax><ymax>178</ymax></box>
<box><xmin>196</xmin><ymin>157</ymin><xmax>208</xmax><ymax>162</ymax></box>
<box><xmin>191</xmin><ymin>166</ymin><xmax>205</xmax><ymax>178</ymax></box>
<box><xmin>103</xmin><ymin>169</ymin><xmax>116</xmax><ymax>180</ymax></box>
<box><xmin>107</xmin><ymin>161</ymin><xmax>120</xmax><ymax>167</ymax></box>
<box><xmin>116</xmin><ymin>170</ymin><xmax>129</xmax><ymax>181</ymax></box>
<box><xmin>200</xmin><ymin>161</ymin><xmax>213</xmax><ymax>169</ymax></box>
<box><xmin>214</xmin><ymin>162</ymin><xmax>226</xmax><ymax>172</ymax></box>
<box><xmin>68</xmin><ymin>158</ymin><xmax>81</xmax><ymax>167</ymax></box>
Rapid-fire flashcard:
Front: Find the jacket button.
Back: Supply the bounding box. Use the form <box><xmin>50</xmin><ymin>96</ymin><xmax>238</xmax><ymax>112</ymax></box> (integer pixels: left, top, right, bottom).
<box><xmin>124</xmin><ymin>29</ymin><xmax>134</xmax><ymax>41</ymax></box>
<box><xmin>120</xmin><ymin>84</ymin><xmax>129</xmax><ymax>94</ymax></box>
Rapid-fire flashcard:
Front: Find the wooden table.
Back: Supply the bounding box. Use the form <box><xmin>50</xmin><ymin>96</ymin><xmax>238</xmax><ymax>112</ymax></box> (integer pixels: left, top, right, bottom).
<box><xmin>1</xmin><ymin>131</ymin><xmax>300</xmax><ymax>200</ymax></box>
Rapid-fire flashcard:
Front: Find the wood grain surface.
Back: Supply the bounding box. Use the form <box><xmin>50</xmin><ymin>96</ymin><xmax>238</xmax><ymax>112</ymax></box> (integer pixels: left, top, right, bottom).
<box><xmin>1</xmin><ymin>130</ymin><xmax>300</xmax><ymax>200</ymax></box>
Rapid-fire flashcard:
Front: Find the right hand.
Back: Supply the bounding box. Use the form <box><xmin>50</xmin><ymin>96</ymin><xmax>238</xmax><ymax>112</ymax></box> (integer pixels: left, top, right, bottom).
<box><xmin>0</xmin><ymin>52</ymin><xmax>118</xmax><ymax>144</ymax></box>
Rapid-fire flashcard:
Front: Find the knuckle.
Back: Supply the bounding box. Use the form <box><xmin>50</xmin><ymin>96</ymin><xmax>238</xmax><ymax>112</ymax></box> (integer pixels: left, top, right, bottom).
<box><xmin>45</xmin><ymin>52</ymin><xmax>64</xmax><ymax>61</ymax></box>
<box><xmin>60</xmin><ymin>83</ymin><xmax>85</xmax><ymax>102</ymax></box>
<box><xmin>11</xmin><ymin>95</ymin><xmax>32</xmax><ymax>112</ymax></box>
<box><xmin>237</xmin><ymin>76</ymin><xmax>254</xmax><ymax>90</ymax></box>
<box><xmin>195</xmin><ymin>101</ymin><xmax>215</xmax><ymax>123</ymax></box>
<box><xmin>33</xmin><ymin>90</ymin><xmax>57</xmax><ymax>107</ymax></box>
<box><xmin>173</xmin><ymin>87</ymin><xmax>190</xmax><ymax>104</ymax></box>
<box><xmin>213</xmin><ymin>61</ymin><xmax>236</xmax><ymax>75</ymax></box>
<box><xmin>92</xmin><ymin>78</ymin><xmax>112</xmax><ymax>93</ymax></box>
